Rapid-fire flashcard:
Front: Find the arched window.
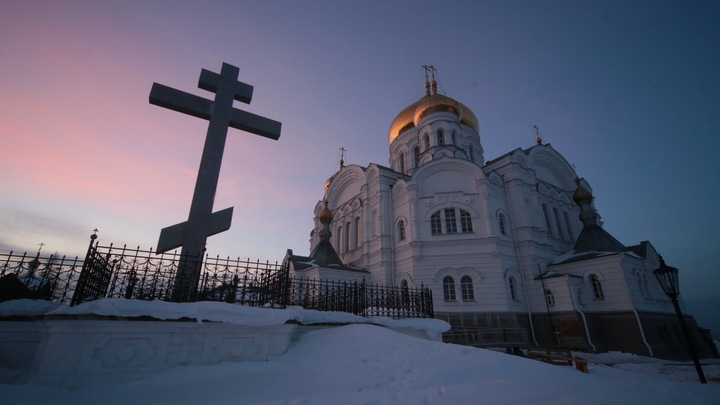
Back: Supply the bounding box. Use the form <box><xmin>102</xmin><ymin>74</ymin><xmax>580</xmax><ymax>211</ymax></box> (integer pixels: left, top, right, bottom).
<box><xmin>401</xmin><ymin>279</ymin><xmax>410</xmax><ymax>306</ymax></box>
<box><xmin>353</xmin><ymin>217</ymin><xmax>360</xmax><ymax>249</ymax></box>
<box><xmin>468</xmin><ymin>145</ymin><xmax>474</xmax><ymax>163</ymax></box>
<box><xmin>444</xmin><ymin>208</ymin><xmax>457</xmax><ymax>233</ymax></box>
<box><xmin>542</xmin><ymin>204</ymin><xmax>554</xmax><ymax>237</ymax></box>
<box><xmin>563</xmin><ymin>211</ymin><xmax>575</xmax><ymax>240</ymax></box>
<box><xmin>431</xmin><ymin>211</ymin><xmax>442</xmax><ymax>235</ymax></box>
<box><xmin>397</xmin><ymin>220</ymin><xmax>406</xmax><ymax>241</ymax></box>
<box><xmin>553</xmin><ymin>207</ymin><xmax>564</xmax><ymax>240</ymax></box>
<box><xmin>460</xmin><ymin>210</ymin><xmax>473</xmax><ymax>233</ymax></box>
<box><xmin>451</xmin><ymin>131</ymin><xmax>457</xmax><ymax>145</ymax></box>
<box><xmin>336</xmin><ymin>226</ymin><xmax>342</xmax><ymax>252</ymax></box>
<box><xmin>437</xmin><ymin>128</ymin><xmax>445</xmax><ymax>145</ymax></box>
<box><xmin>637</xmin><ymin>271</ymin><xmax>651</xmax><ymax>299</ymax></box>
<box><xmin>545</xmin><ymin>288</ymin><xmax>555</xmax><ymax>306</ymax></box>
<box><xmin>461</xmin><ymin>276</ymin><xmax>474</xmax><ymax>301</ymax></box>
<box><xmin>443</xmin><ymin>276</ymin><xmax>456</xmax><ymax>301</ymax></box>
<box><xmin>414</xmin><ymin>146</ymin><xmax>420</xmax><ymax>166</ymax></box>
<box><xmin>591</xmin><ymin>275</ymin><xmax>605</xmax><ymax>300</ymax></box>
<box><xmin>398</xmin><ymin>152</ymin><xmax>405</xmax><ymax>173</ymax></box>
<box><xmin>344</xmin><ymin>221</ymin><xmax>351</xmax><ymax>252</ymax></box>
<box><xmin>509</xmin><ymin>276</ymin><xmax>518</xmax><ymax>301</ymax></box>
<box><xmin>424</xmin><ymin>134</ymin><xmax>430</xmax><ymax>149</ymax></box>
<box><xmin>499</xmin><ymin>213</ymin><xmax>507</xmax><ymax>235</ymax></box>
<box><xmin>431</xmin><ymin>208</ymin><xmax>473</xmax><ymax>235</ymax></box>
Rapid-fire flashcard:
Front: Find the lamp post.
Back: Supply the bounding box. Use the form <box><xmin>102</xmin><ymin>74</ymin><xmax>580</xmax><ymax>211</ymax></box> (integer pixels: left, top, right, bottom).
<box><xmin>653</xmin><ymin>256</ymin><xmax>707</xmax><ymax>384</ymax></box>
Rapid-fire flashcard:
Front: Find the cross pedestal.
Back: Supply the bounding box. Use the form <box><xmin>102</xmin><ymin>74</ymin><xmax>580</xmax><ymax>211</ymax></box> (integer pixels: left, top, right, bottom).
<box><xmin>149</xmin><ymin>63</ymin><xmax>281</xmax><ymax>301</ymax></box>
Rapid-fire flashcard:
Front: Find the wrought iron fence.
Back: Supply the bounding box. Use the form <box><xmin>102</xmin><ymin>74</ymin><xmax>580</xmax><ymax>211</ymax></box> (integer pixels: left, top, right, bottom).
<box><xmin>0</xmin><ymin>251</ymin><xmax>83</xmax><ymax>303</ymax></box>
<box><xmin>1</xmin><ymin>236</ymin><xmax>435</xmax><ymax>320</ymax></box>
<box><xmin>80</xmin><ymin>241</ymin><xmax>286</xmax><ymax>307</ymax></box>
<box><xmin>0</xmin><ymin>236</ymin><xmax>286</xmax><ymax>307</ymax></box>
<box><xmin>287</xmin><ymin>278</ymin><xmax>434</xmax><ymax>319</ymax></box>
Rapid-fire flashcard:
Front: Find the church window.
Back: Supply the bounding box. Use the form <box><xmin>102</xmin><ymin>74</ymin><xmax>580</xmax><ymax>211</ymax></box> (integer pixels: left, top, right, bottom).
<box><xmin>399</xmin><ymin>152</ymin><xmax>405</xmax><ymax>173</ymax></box>
<box><xmin>637</xmin><ymin>271</ymin><xmax>651</xmax><ymax>299</ymax></box>
<box><xmin>509</xmin><ymin>276</ymin><xmax>518</xmax><ymax>301</ymax></box>
<box><xmin>563</xmin><ymin>211</ymin><xmax>575</xmax><ymax>240</ymax></box>
<box><xmin>344</xmin><ymin>221</ymin><xmax>351</xmax><ymax>252</ymax></box>
<box><xmin>468</xmin><ymin>145</ymin><xmax>474</xmax><ymax>163</ymax></box>
<box><xmin>443</xmin><ymin>276</ymin><xmax>456</xmax><ymax>301</ymax></box>
<box><xmin>431</xmin><ymin>211</ymin><xmax>442</xmax><ymax>235</ymax></box>
<box><xmin>461</xmin><ymin>276</ymin><xmax>474</xmax><ymax>301</ymax></box>
<box><xmin>353</xmin><ymin>217</ymin><xmax>360</xmax><ymax>249</ymax></box>
<box><xmin>545</xmin><ymin>288</ymin><xmax>555</xmax><ymax>306</ymax></box>
<box><xmin>444</xmin><ymin>208</ymin><xmax>457</xmax><ymax>233</ymax></box>
<box><xmin>398</xmin><ymin>220</ymin><xmax>406</xmax><ymax>241</ymax></box>
<box><xmin>437</xmin><ymin>129</ymin><xmax>445</xmax><ymax>145</ymax></box>
<box><xmin>591</xmin><ymin>275</ymin><xmax>605</xmax><ymax>300</ymax></box>
<box><xmin>424</xmin><ymin>134</ymin><xmax>430</xmax><ymax>149</ymax></box>
<box><xmin>499</xmin><ymin>213</ymin><xmax>507</xmax><ymax>235</ymax></box>
<box><xmin>451</xmin><ymin>131</ymin><xmax>457</xmax><ymax>145</ymax></box>
<box><xmin>542</xmin><ymin>204</ymin><xmax>554</xmax><ymax>237</ymax></box>
<box><xmin>553</xmin><ymin>207</ymin><xmax>564</xmax><ymax>240</ymax></box>
<box><xmin>414</xmin><ymin>146</ymin><xmax>420</xmax><ymax>166</ymax></box>
<box><xmin>431</xmin><ymin>208</ymin><xmax>473</xmax><ymax>235</ymax></box>
<box><xmin>336</xmin><ymin>226</ymin><xmax>342</xmax><ymax>251</ymax></box>
<box><xmin>460</xmin><ymin>210</ymin><xmax>473</xmax><ymax>232</ymax></box>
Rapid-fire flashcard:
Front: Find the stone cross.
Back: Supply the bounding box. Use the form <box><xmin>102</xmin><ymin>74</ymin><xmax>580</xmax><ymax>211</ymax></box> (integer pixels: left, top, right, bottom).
<box><xmin>149</xmin><ymin>62</ymin><xmax>281</xmax><ymax>300</ymax></box>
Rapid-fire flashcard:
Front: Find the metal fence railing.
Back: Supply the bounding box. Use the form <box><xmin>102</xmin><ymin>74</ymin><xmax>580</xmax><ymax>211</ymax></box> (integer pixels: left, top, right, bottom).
<box><xmin>287</xmin><ymin>277</ymin><xmax>434</xmax><ymax>319</ymax></box>
<box><xmin>1</xmin><ymin>236</ymin><xmax>434</xmax><ymax>320</ymax></box>
<box><xmin>0</xmin><ymin>251</ymin><xmax>83</xmax><ymax>303</ymax></box>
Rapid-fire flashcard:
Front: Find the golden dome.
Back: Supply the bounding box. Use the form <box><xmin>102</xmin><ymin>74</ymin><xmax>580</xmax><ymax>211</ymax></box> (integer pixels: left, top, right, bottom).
<box><xmin>318</xmin><ymin>201</ymin><xmax>333</xmax><ymax>222</ymax></box>
<box><xmin>388</xmin><ymin>94</ymin><xmax>479</xmax><ymax>144</ymax></box>
<box><xmin>572</xmin><ymin>179</ymin><xmax>593</xmax><ymax>204</ymax></box>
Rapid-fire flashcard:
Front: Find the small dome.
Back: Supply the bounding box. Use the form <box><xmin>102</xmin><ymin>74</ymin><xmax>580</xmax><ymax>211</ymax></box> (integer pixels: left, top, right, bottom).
<box><xmin>388</xmin><ymin>94</ymin><xmax>479</xmax><ymax>144</ymax></box>
<box><xmin>318</xmin><ymin>201</ymin><xmax>333</xmax><ymax>222</ymax></box>
<box><xmin>572</xmin><ymin>179</ymin><xmax>593</xmax><ymax>204</ymax></box>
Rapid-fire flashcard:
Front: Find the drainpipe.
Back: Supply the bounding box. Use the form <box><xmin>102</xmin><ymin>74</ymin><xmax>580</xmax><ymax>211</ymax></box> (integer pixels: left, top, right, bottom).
<box><xmin>388</xmin><ymin>183</ymin><xmax>395</xmax><ymax>286</ymax></box>
<box><xmin>567</xmin><ymin>278</ymin><xmax>597</xmax><ymax>352</ymax></box>
<box><xmin>631</xmin><ymin>307</ymin><xmax>654</xmax><ymax>357</ymax></box>
<box><xmin>502</xmin><ymin>175</ymin><xmax>539</xmax><ymax>346</ymax></box>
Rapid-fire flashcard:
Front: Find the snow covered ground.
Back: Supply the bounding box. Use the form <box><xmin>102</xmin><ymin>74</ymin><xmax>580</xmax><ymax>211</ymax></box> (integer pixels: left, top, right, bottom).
<box><xmin>1</xmin><ymin>299</ymin><xmax>718</xmax><ymax>405</ymax></box>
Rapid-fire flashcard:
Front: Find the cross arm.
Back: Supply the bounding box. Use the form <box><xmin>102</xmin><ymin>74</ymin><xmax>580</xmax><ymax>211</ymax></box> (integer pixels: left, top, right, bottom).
<box><xmin>199</xmin><ymin>68</ymin><xmax>253</xmax><ymax>104</ymax></box>
<box><xmin>230</xmin><ymin>109</ymin><xmax>282</xmax><ymax>140</ymax></box>
<box><xmin>156</xmin><ymin>207</ymin><xmax>234</xmax><ymax>254</ymax></box>
<box><xmin>149</xmin><ymin>83</ymin><xmax>213</xmax><ymax>121</ymax></box>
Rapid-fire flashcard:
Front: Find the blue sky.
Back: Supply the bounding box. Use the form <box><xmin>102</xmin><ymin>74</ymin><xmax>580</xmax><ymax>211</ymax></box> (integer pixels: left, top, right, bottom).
<box><xmin>1</xmin><ymin>1</ymin><xmax>718</xmax><ymax>333</ymax></box>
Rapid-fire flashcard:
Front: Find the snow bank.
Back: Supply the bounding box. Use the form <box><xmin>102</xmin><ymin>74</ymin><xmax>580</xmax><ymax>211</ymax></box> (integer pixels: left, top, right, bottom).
<box><xmin>0</xmin><ymin>298</ymin><xmax>450</xmax><ymax>336</ymax></box>
<box><xmin>2</xmin><ymin>324</ymin><xmax>718</xmax><ymax>405</ymax></box>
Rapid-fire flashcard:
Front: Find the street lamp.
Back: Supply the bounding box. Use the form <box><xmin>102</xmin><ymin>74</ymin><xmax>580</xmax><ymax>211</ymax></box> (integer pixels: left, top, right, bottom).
<box><xmin>653</xmin><ymin>256</ymin><xmax>707</xmax><ymax>384</ymax></box>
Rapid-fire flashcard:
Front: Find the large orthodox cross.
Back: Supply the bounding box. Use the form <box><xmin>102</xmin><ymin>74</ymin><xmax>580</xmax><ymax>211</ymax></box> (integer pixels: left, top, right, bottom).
<box><xmin>149</xmin><ymin>62</ymin><xmax>281</xmax><ymax>300</ymax></box>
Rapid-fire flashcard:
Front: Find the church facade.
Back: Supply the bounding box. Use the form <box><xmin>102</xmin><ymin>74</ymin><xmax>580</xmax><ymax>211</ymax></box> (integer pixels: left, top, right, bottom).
<box><xmin>284</xmin><ymin>76</ymin><xmax>716</xmax><ymax>359</ymax></box>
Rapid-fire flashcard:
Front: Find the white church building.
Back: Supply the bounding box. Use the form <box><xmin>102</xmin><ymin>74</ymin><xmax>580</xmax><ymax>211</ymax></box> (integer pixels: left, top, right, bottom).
<box><xmin>284</xmin><ymin>74</ymin><xmax>716</xmax><ymax>359</ymax></box>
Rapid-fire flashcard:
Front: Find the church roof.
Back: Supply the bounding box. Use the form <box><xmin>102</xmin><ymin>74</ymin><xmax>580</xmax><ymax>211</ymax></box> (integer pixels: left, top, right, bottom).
<box><xmin>388</xmin><ymin>93</ymin><xmax>479</xmax><ymax>144</ymax></box>
<box><xmin>572</xmin><ymin>224</ymin><xmax>626</xmax><ymax>254</ymax></box>
<box><xmin>309</xmin><ymin>239</ymin><xmax>344</xmax><ymax>267</ymax></box>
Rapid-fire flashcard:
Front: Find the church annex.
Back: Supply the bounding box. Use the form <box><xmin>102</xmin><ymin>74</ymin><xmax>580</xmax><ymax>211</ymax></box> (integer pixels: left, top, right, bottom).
<box><xmin>284</xmin><ymin>71</ymin><xmax>716</xmax><ymax>359</ymax></box>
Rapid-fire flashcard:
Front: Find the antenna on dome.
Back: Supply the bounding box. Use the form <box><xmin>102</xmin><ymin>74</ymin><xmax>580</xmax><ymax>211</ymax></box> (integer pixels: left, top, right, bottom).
<box><xmin>534</xmin><ymin>125</ymin><xmax>543</xmax><ymax>145</ymax></box>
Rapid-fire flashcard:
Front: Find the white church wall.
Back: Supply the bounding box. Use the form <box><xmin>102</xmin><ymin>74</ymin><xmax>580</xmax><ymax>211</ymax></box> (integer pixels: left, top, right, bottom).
<box><xmin>549</xmin><ymin>254</ymin><xmax>637</xmax><ymax>312</ymax></box>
